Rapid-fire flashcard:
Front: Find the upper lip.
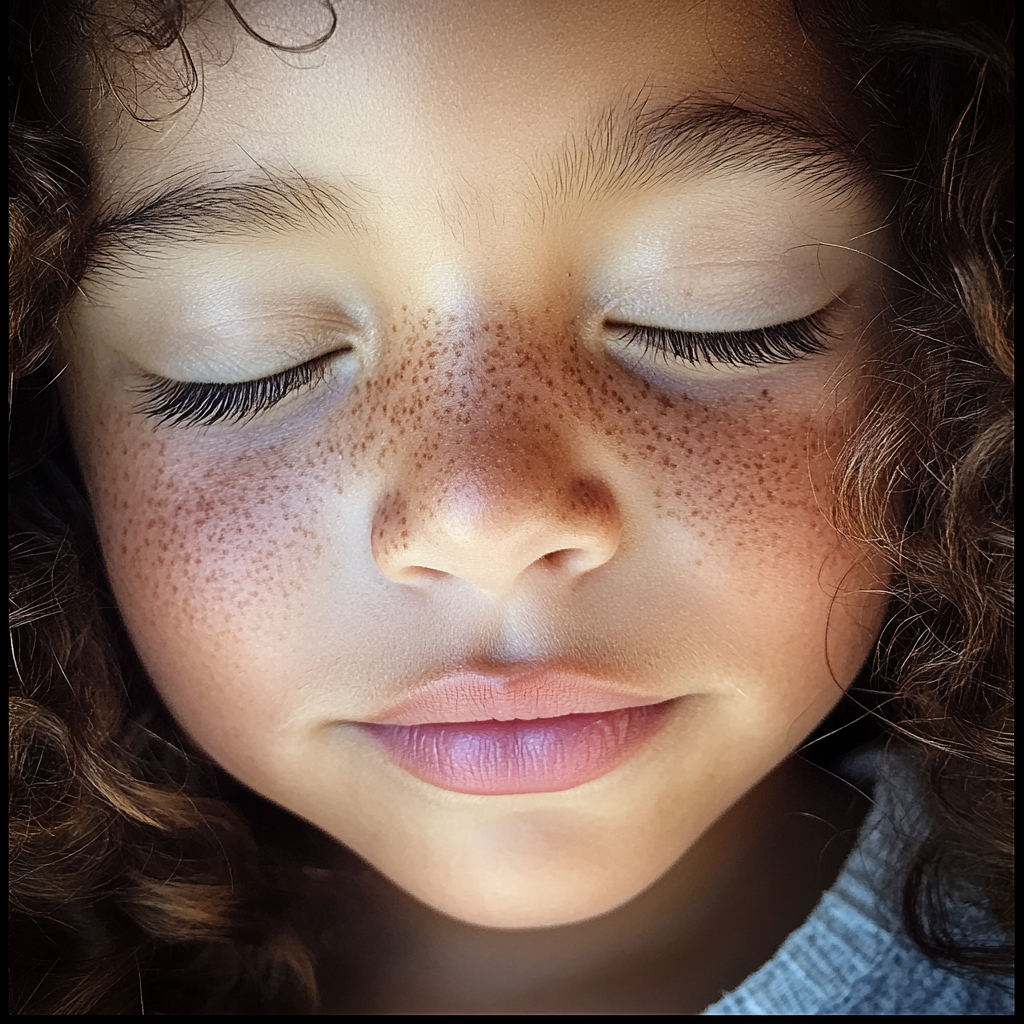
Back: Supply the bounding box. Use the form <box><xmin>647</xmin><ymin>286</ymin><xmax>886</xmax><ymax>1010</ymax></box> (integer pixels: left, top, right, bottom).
<box><xmin>366</xmin><ymin>664</ymin><xmax>670</xmax><ymax>725</ymax></box>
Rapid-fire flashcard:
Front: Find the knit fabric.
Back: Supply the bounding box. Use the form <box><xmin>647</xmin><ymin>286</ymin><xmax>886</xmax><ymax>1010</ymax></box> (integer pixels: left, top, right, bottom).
<box><xmin>703</xmin><ymin>749</ymin><xmax>1014</xmax><ymax>1015</ymax></box>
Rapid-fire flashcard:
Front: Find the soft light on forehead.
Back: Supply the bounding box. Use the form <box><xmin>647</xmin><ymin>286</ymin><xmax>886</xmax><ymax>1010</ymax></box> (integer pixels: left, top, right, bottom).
<box><xmin>84</xmin><ymin>0</ymin><xmax>859</xmax><ymax>212</ymax></box>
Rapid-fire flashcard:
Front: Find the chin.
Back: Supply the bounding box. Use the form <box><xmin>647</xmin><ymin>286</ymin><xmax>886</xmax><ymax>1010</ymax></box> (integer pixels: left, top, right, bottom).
<box><xmin>387</xmin><ymin>857</ymin><xmax>658</xmax><ymax>931</ymax></box>
<box><xmin>417</xmin><ymin>890</ymin><xmax>640</xmax><ymax>931</ymax></box>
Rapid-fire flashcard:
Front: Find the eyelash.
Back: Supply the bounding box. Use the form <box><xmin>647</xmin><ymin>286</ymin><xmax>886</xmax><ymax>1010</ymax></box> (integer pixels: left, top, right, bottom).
<box><xmin>133</xmin><ymin>312</ymin><xmax>831</xmax><ymax>428</ymax></box>
<box><xmin>609</xmin><ymin>311</ymin><xmax>833</xmax><ymax>368</ymax></box>
<box><xmin>133</xmin><ymin>351</ymin><xmax>340</xmax><ymax>428</ymax></box>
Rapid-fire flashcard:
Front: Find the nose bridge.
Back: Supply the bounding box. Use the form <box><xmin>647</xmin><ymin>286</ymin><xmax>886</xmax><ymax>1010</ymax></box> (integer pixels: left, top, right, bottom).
<box><xmin>369</xmin><ymin>309</ymin><xmax>621</xmax><ymax>593</ymax></box>
<box><xmin>396</xmin><ymin>309</ymin><xmax>577</xmax><ymax>502</ymax></box>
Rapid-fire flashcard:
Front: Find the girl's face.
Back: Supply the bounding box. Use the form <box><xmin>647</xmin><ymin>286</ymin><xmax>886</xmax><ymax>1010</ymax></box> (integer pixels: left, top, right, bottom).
<box><xmin>64</xmin><ymin>0</ymin><xmax>889</xmax><ymax>928</ymax></box>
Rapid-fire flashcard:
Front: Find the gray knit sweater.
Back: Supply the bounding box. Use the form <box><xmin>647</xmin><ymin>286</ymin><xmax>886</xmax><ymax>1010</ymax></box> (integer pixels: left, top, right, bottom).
<box><xmin>703</xmin><ymin>749</ymin><xmax>1014</xmax><ymax>1015</ymax></box>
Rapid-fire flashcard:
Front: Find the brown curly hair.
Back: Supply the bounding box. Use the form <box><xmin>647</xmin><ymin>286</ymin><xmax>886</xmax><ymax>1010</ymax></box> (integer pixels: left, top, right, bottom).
<box><xmin>9</xmin><ymin>0</ymin><xmax>1013</xmax><ymax>1013</ymax></box>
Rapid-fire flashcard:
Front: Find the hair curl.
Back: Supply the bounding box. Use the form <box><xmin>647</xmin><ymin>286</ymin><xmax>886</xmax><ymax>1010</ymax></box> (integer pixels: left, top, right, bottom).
<box><xmin>9</xmin><ymin>0</ymin><xmax>1013</xmax><ymax>1013</ymax></box>
<box><xmin>794</xmin><ymin>0</ymin><xmax>1014</xmax><ymax>972</ymax></box>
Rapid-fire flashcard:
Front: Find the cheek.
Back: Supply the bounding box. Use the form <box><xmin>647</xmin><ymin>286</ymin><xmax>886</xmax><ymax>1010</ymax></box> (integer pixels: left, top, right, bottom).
<box><xmin>618</xmin><ymin>374</ymin><xmax>880</xmax><ymax>690</ymax></box>
<box><xmin>612</xmin><ymin>374</ymin><xmax>864</xmax><ymax>616</ymax></box>
<box><xmin>551</xmin><ymin>327</ymin><xmax>882</xmax><ymax>703</ymax></box>
<box><xmin>74</xmin><ymin>403</ymin><xmax>336</xmax><ymax>727</ymax></box>
<box><xmin>598</xmin><ymin>377</ymin><xmax>831</xmax><ymax>541</ymax></box>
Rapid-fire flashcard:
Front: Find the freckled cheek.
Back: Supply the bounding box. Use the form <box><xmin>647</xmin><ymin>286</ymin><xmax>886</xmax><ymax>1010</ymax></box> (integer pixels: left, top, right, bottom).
<box><xmin>83</xmin><ymin>423</ymin><xmax>330</xmax><ymax>670</ymax></box>
<box><xmin>581</xmin><ymin>362</ymin><xmax>839</xmax><ymax>548</ymax></box>
<box><xmin>595</xmin><ymin>374</ymin><xmax>885</xmax><ymax>676</ymax></box>
<box><xmin>656</xmin><ymin>405</ymin><xmax>831</xmax><ymax>546</ymax></box>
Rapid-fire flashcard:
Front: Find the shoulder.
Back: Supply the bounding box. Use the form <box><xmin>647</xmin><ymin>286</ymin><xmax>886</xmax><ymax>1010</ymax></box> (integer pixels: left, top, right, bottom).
<box><xmin>703</xmin><ymin>745</ymin><xmax>1015</xmax><ymax>1016</ymax></box>
<box><xmin>831</xmin><ymin>937</ymin><xmax>1014</xmax><ymax>1015</ymax></box>
<box><xmin>704</xmin><ymin>863</ymin><xmax>1014</xmax><ymax>1014</ymax></box>
<box><xmin>704</xmin><ymin>922</ymin><xmax>1014</xmax><ymax>1015</ymax></box>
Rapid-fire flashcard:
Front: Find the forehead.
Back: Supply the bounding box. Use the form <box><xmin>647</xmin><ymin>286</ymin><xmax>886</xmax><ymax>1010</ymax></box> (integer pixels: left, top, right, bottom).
<box><xmin>85</xmin><ymin>0</ymin><xmax>854</xmax><ymax>208</ymax></box>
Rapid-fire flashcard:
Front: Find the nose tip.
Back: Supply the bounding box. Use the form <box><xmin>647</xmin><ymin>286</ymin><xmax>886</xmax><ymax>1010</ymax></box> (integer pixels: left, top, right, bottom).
<box><xmin>371</xmin><ymin>478</ymin><xmax>622</xmax><ymax>596</ymax></box>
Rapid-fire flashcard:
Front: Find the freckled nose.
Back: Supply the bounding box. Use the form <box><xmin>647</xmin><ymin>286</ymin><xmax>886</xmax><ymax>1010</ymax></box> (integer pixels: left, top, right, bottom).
<box><xmin>371</xmin><ymin>469</ymin><xmax>622</xmax><ymax>597</ymax></box>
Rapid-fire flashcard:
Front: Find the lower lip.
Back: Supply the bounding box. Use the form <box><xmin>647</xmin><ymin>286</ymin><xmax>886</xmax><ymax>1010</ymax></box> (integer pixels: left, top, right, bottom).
<box><xmin>360</xmin><ymin>700</ymin><xmax>675</xmax><ymax>795</ymax></box>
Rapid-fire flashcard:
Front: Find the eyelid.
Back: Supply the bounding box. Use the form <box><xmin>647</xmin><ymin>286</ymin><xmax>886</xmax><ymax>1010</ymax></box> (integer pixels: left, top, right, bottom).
<box><xmin>606</xmin><ymin>309</ymin><xmax>836</xmax><ymax>369</ymax></box>
<box><xmin>132</xmin><ymin>347</ymin><xmax>347</xmax><ymax>428</ymax></box>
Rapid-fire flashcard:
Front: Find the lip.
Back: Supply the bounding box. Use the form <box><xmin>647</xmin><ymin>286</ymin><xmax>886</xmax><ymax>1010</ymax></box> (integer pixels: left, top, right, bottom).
<box><xmin>357</xmin><ymin>667</ymin><xmax>677</xmax><ymax>795</ymax></box>
<box><xmin>366</xmin><ymin>668</ymin><xmax>672</xmax><ymax>725</ymax></box>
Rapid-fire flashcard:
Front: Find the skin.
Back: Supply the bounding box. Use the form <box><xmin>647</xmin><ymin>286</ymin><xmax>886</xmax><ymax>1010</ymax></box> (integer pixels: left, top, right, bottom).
<box><xmin>62</xmin><ymin>0</ymin><xmax>892</xmax><ymax>1012</ymax></box>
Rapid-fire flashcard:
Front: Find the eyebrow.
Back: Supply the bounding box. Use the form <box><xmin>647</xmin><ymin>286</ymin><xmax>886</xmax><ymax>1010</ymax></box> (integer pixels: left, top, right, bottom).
<box><xmin>86</xmin><ymin>97</ymin><xmax>876</xmax><ymax>267</ymax></box>
<box><xmin>87</xmin><ymin>170</ymin><xmax>369</xmax><ymax>270</ymax></box>
<box><xmin>545</xmin><ymin>95</ymin><xmax>874</xmax><ymax>208</ymax></box>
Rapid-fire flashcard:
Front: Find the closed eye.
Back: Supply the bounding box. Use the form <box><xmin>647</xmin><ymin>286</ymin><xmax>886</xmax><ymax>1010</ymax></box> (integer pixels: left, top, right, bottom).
<box><xmin>132</xmin><ymin>348</ymin><xmax>347</xmax><ymax>428</ymax></box>
<box><xmin>607</xmin><ymin>310</ymin><xmax>834</xmax><ymax>368</ymax></box>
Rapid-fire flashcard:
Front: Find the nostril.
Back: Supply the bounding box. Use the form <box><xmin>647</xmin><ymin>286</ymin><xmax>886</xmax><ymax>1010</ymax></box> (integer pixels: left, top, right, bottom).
<box><xmin>410</xmin><ymin>566</ymin><xmax>451</xmax><ymax>584</ymax></box>
<box><xmin>541</xmin><ymin>548</ymin><xmax>576</xmax><ymax>571</ymax></box>
<box><xmin>386</xmin><ymin>564</ymin><xmax>451</xmax><ymax>587</ymax></box>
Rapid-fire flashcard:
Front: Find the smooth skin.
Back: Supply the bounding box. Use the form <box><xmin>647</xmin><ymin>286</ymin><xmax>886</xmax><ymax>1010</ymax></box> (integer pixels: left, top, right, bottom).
<box><xmin>63</xmin><ymin>0</ymin><xmax>890</xmax><ymax>1012</ymax></box>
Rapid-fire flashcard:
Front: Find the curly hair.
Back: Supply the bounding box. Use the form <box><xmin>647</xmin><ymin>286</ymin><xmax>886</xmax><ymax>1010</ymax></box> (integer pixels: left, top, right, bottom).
<box><xmin>795</xmin><ymin>0</ymin><xmax>1014</xmax><ymax>971</ymax></box>
<box><xmin>9</xmin><ymin>0</ymin><xmax>1013</xmax><ymax>1014</ymax></box>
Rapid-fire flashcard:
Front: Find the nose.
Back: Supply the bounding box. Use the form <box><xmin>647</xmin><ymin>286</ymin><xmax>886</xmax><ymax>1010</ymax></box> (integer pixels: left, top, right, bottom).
<box><xmin>369</xmin><ymin>345</ymin><xmax>622</xmax><ymax>596</ymax></box>
<box><xmin>372</xmin><ymin>472</ymin><xmax>621</xmax><ymax>595</ymax></box>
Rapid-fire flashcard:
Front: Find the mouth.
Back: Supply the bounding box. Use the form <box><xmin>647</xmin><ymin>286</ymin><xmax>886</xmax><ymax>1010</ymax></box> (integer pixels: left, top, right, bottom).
<box><xmin>357</xmin><ymin>667</ymin><xmax>678</xmax><ymax>795</ymax></box>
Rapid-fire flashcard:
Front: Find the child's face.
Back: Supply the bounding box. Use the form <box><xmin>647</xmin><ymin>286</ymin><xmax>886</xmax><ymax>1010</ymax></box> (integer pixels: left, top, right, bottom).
<box><xmin>63</xmin><ymin>0</ymin><xmax>889</xmax><ymax>928</ymax></box>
